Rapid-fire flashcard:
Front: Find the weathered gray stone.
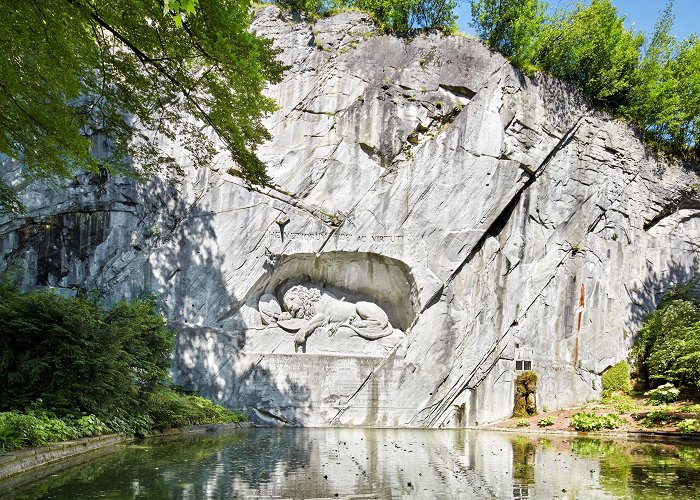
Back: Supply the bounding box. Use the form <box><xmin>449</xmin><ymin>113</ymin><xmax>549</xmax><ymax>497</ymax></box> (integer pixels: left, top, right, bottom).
<box><xmin>2</xmin><ymin>7</ymin><xmax>699</xmax><ymax>427</ymax></box>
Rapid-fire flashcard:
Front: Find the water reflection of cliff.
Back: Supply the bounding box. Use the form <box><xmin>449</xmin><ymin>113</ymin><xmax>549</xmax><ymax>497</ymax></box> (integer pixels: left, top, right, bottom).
<box><xmin>6</xmin><ymin>430</ymin><xmax>700</xmax><ymax>499</ymax></box>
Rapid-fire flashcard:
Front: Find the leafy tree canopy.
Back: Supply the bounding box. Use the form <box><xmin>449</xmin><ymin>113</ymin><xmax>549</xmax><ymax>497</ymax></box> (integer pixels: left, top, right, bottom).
<box><xmin>534</xmin><ymin>0</ymin><xmax>643</xmax><ymax>107</ymax></box>
<box><xmin>626</xmin><ymin>1</ymin><xmax>700</xmax><ymax>154</ymax></box>
<box><xmin>470</xmin><ymin>0</ymin><xmax>698</xmax><ymax>156</ymax></box>
<box><xmin>0</xmin><ymin>284</ymin><xmax>172</xmax><ymax>419</ymax></box>
<box><xmin>469</xmin><ymin>0</ymin><xmax>545</xmax><ymax>68</ymax></box>
<box><xmin>0</xmin><ymin>0</ymin><xmax>284</xmax><ymax>213</ymax></box>
<box><xmin>272</xmin><ymin>0</ymin><xmax>457</xmax><ymax>31</ymax></box>
<box><xmin>632</xmin><ymin>281</ymin><xmax>700</xmax><ymax>392</ymax></box>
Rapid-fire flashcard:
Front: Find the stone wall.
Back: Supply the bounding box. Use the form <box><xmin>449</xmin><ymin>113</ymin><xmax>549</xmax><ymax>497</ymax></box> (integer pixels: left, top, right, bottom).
<box><xmin>1</xmin><ymin>7</ymin><xmax>699</xmax><ymax>426</ymax></box>
<box><xmin>0</xmin><ymin>434</ymin><xmax>126</xmax><ymax>481</ymax></box>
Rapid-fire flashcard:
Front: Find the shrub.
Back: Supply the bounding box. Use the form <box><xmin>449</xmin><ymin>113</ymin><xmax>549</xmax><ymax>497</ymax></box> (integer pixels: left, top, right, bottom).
<box><xmin>0</xmin><ymin>285</ymin><xmax>173</xmax><ymax>421</ymax></box>
<box><xmin>677</xmin><ymin>419</ymin><xmax>700</xmax><ymax>433</ymax></box>
<box><xmin>538</xmin><ymin>416</ymin><xmax>554</xmax><ymax>427</ymax></box>
<box><xmin>146</xmin><ymin>390</ymin><xmax>243</xmax><ymax>431</ymax></box>
<box><xmin>678</xmin><ymin>404</ymin><xmax>700</xmax><ymax>414</ymax></box>
<box><xmin>517</xmin><ymin>418</ymin><xmax>530</xmax><ymax>427</ymax></box>
<box><xmin>643</xmin><ymin>407</ymin><xmax>673</xmax><ymax>426</ymax></box>
<box><xmin>0</xmin><ymin>412</ymin><xmax>74</xmax><ymax>452</ymax></box>
<box><xmin>0</xmin><ymin>283</ymin><xmax>243</xmax><ymax>444</ymax></box>
<box><xmin>73</xmin><ymin>415</ymin><xmax>110</xmax><ymax>437</ymax></box>
<box><xmin>601</xmin><ymin>361</ymin><xmax>631</xmax><ymax>396</ymax></box>
<box><xmin>645</xmin><ymin>383</ymin><xmax>680</xmax><ymax>404</ymax></box>
<box><xmin>0</xmin><ymin>411</ymin><xmax>114</xmax><ymax>452</ymax></box>
<box><xmin>571</xmin><ymin>413</ymin><xmax>621</xmax><ymax>432</ymax></box>
<box><xmin>632</xmin><ymin>283</ymin><xmax>700</xmax><ymax>392</ymax></box>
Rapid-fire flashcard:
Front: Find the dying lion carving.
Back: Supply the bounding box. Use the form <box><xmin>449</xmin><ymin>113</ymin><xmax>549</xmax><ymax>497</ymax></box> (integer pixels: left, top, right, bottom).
<box><xmin>276</xmin><ymin>285</ymin><xmax>397</xmax><ymax>350</ymax></box>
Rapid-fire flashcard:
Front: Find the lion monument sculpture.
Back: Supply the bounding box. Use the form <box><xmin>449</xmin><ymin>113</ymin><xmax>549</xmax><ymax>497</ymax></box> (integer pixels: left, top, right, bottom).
<box><xmin>273</xmin><ymin>285</ymin><xmax>398</xmax><ymax>351</ymax></box>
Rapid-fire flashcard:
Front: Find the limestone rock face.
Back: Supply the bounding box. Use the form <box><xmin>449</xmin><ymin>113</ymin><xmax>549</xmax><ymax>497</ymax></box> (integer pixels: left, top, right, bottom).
<box><xmin>2</xmin><ymin>7</ymin><xmax>700</xmax><ymax>426</ymax></box>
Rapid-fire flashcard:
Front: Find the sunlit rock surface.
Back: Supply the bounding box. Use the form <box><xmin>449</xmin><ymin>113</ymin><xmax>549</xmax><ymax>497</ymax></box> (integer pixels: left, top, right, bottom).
<box><xmin>2</xmin><ymin>7</ymin><xmax>700</xmax><ymax>426</ymax></box>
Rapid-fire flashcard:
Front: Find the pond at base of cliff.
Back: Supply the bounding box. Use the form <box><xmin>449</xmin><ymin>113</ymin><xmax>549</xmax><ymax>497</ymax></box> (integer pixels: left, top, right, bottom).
<box><xmin>4</xmin><ymin>428</ymin><xmax>700</xmax><ymax>499</ymax></box>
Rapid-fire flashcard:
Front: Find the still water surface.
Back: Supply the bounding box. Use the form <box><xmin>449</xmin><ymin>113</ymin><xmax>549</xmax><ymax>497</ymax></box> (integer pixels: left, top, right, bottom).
<box><xmin>5</xmin><ymin>428</ymin><xmax>700</xmax><ymax>499</ymax></box>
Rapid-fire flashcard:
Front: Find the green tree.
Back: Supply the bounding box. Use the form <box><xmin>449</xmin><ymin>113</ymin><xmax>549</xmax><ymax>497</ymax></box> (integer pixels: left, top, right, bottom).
<box><xmin>325</xmin><ymin>0</ymin><xmax>456</xmax><ymax>31</ymax></box>
<box><xmin>0</xmin><ymin>284</ymin><xmax>173</xmax><ymax>420</ymax></box>
<box><xmin>0</xmin><ymin>1</ymin><xmax>284</xmax><ymax>213</ymax></box>
<box><xmin>632</xmin><ymin>282</ymin><xmax>700</xmax><ymax>391</ymax></box>
<box><xmin>534</xmin><ymin>0</ymin><xmax>643</xmax><ymax>107</ymax></box>
<box><xmin>645</xmin><ymin>35</ymin><xmax>700</xmax><ymax>152</ymax></box>
<box><xmin>469</xmin><ymin>0</ymin><xmax>546</xmax><ymax>68</ymax></box>
<box><xmin>411</xmin><ymin>0</ymin><xmax>457</xmax><ymax>31</ymax></box>
<box><xmin>663</xmin><ymin>36</ymin><xmax>700</xmax><ymax>150</ymax></box>
<box><xmin>624</xmin><ymin>1</ymin><xmax>676</xmax><ymax>136</ymax></box>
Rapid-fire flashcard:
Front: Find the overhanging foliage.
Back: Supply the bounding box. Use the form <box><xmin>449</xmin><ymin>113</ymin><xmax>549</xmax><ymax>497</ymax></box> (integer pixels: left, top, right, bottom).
<box><xmin>0</xmin><ymin>0</ymin><xmax>284</xmax><ymax>212</ymax></box>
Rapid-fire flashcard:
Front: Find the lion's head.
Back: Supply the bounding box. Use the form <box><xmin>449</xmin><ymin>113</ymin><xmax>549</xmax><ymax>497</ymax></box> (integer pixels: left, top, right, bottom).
<box><xmin>282</xmin><ymin>285</ymin><xmax>321</xmax><ymax>320</ymax></box>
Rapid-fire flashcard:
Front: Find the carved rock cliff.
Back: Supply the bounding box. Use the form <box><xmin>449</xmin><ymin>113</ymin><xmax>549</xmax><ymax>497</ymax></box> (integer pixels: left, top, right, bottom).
<box><xmin>2</xmin><ymin>7</ymin><xmax>700</xmax><ymax>426</ymax></box>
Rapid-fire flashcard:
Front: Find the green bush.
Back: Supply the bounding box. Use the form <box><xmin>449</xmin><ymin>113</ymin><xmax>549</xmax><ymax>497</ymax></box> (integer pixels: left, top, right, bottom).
<box><xmin>0</xmin><ymin>284</ymin><xmax>246</xmax><ymax>445</ymax></box>
<box><xmin>632</xmin><ymin>283</ymin><xmax>700</xmax><ymax>392</ymax></box>
<box><xmin>645</xmin><ymin>383</ymin><xmax>680</xmax><ymax>404</ymax></box>
<box><xmin>538</xmin><ymin>416</ymin><xmax>554</xmax><ymax>427</ymax></box>
<box><xmin>601</xmin><ymin>361</ymin><xmax>631</xmax><ymax>396</ymax></box>
<box><xmin>0</xmin><ymin>285</ymin><xmax>173</xmax><ymax>421</ymax></box>
<box><xmin>0</xmin><ymin>411</ymin><xmax>115</xmax><ymax>452</ymax></box>
<box><xmin>677</xmin><ymin>419</ymin><xmax>700</xmax><ymax>433</ymax></box>
<box><xmin>571</xmin><ymin>413</ymin><xmax>621</xmax><ymax>431</ymax></box>
<box><xmin>73</xmin><ymin>415</ymin><xmax>110</xmax><ymax>437</ymax></box>
<box><xmin>516</xmin><ymin>418</ymin><xmax>530</xmax><ymax>427</ymax></box>
<box><xmin>678</xmin><ymin>403</ymin><xmax>700</xmax><ymax>414</ymax></box>
<box><xmin>643</xmin><ymin>407</ymin><xmax>673</xmax><ymax>426</ymax></box>
<box><xmin>146</xmin><ymin>390</ymin><xmax>243</xmax><ymax>431</ymax></box>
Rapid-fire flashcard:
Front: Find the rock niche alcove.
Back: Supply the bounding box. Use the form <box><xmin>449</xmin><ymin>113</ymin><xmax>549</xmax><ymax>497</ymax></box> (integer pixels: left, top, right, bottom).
<box><xmin>173</xmin><ymin>252</ymin><xmax>419</xmax><ymax>425</ymax></box>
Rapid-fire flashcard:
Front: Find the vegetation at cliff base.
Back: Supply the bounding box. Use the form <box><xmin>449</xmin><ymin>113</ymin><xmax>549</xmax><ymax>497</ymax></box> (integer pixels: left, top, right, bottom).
<box><xmin>0</xmin><ymin>0</ymin><xmax>284</xmax><ymax>213</ymax></box>
<box><xmin>513</xmin><ymin>371</ymin><xmax>537</xmax><ymax>417</ymax></box>
<box><xmin>601</xmin><ymin>361</ymin><xmax>631</xmax><ymax>396</ymax></box>
<box><xmin>632</xmin><ymin>281</ymin><xmax>700</xmax><ymax>394</ymax></box>
<box><xmin>470</xmin><ymin>0</ymin><xmax>699</xmax><ymax>158</ymax></box>
<box><xmin>571</xmin><ymin>412</ymin><xmax>622</xmax><ymax>431</ymax></box>
<box><xmin>0</xmin><ymin>283</ymin><xmax>243</xmax><ymax>452</ymax></box>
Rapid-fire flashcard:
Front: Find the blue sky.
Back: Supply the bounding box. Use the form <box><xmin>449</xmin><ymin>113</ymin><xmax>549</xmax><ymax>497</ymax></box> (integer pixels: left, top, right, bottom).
<box><xmin>454</xmin><ymin>1</ymin><xmax>699</xmax><ymax>41</ymax></box>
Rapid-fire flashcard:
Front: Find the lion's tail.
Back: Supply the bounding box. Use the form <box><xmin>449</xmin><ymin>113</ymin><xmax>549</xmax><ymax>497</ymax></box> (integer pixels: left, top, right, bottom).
<box><xmin>340</xmin><ymin>323</ymin><xmax>393</xmax><ymax>341</ymax></box>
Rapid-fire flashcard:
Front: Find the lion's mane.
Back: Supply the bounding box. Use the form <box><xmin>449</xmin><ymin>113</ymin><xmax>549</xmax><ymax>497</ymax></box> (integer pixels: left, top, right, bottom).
<box><xmin>283</xmin><ymin>285</ymin><xmax>321</xmax><ymax>320</ymax></box>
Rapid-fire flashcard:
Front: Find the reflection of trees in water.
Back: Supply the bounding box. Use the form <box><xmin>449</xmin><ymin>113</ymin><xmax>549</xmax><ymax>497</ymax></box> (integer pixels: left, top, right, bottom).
<box><xmin>570</xmin><ymin>437</ymin><xmax>700</xmax><ymax>498</ymax></box>
<box><xmin>511</xmin><ymin>436</ymin><xmax>535</xmax><ymax>499</ymax></box>
<box><xmin>571</xmin><ymin>438</ymin><xmax>632</xmax><ymax>497</ymax></box>
<box><xmin>9</xmin><ymin>431</ymin><xmax>313</xmax><ymax>499</ymax></box>
<box><xmin>9</xmin><ymin>431</ymin><xmax>700</xmax><ymax>499</ymax></box>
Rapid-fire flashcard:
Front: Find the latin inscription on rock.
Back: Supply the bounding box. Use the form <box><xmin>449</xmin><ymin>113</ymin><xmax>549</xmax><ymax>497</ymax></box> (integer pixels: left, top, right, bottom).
<box><xmin>267</xmin><ymin>230</ymin><xmax>406</xmax><ymax>244</ymax></box>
